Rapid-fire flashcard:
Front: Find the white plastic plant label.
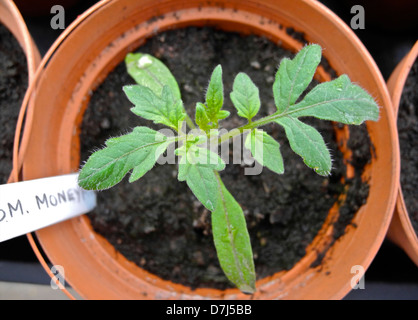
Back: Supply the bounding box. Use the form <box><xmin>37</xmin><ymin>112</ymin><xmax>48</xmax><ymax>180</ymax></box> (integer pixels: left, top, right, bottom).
<box><xmin>0</xmin><ymin>173</ymin><xmax>96</xmax><ymax>242</ymax></box>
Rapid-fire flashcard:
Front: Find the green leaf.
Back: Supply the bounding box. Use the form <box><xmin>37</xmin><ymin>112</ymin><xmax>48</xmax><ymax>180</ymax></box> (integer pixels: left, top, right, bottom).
<box><xmin>183</xmin><ymin>165</ymin><xmax>219</xmax><ymax>211</ymax></box>
<box><xmin>195</xmin><ymin>102</ymin><xmax>211</xmax><ymax>132</ymax></box>
<box><xmin>286</xmin><ymin>74</ymin><xmax>380</xmax><ymax>124</ymax></box>
<box><xmin>79</xmin><ymin>127</ymin><xmax>170</xmax><ymax>190</ymax></box>
<box><xmin>194</xmin><ymin>65</ymin><xmax>229</xmax><ymax>130</ymax></box>
<box><xmin>177</xmin><ymin>145</ymin><xmax>225</xmax><ymax>211</ymax></box>
<box><xmin>275</xmin><ymin>117</ymin><xmax>331</xmax><ymax>176</ymax></box>
<box><xmin>212</xmin><ymin>175</ymin><xmax>256</xmax><ymax>294</ymax></box>
<box><xmin>270</xmin><ymin>45</ymin><xmax>379</xmax><ymax>176</ymax></box>
<box><xmin>273</xmin><ymin>44</ymin><xmax>322</xmax><ymax>112</ymax></box>
<box><xmin>125</xmin><ymin>53</ymin><xmax>181</xmax><ymax>100</ymax></box>
<box><xmin>245</xmin><ymin>129</ymin><xmax>284</xmax><ymax>175</ymax></box>
<box><xmin>206</xmin><ymin>65</ymin><xmax>224</xmax><ymax>119</ymax></box>
<box><xmin>123</xmin><ymin>84</ymin><xmax>185</xmax><ymax>130</ymax></box>
<box><xmin>230</xmin><ymin>72</ymin><xmax>260</xmax><ymax>121</ymax></box>
<box><xmin>216</xmin><ymin>110</ymin><xmax>230</xmax><ymax>120</ymax></box>
<box><xmin>161</xmin><ymin>86</ymin><xmax>186</xmax><ymax>128</ymax></box>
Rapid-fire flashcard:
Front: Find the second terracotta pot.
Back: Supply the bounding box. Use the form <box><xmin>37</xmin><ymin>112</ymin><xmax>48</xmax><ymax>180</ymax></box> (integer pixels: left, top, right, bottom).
<box><xmin>0</xmin><ymin>0</ymin><xmax>40</xmax><ymax>184</ymax></box>
<box><xmin>0</xmin><ymin>0</ymin><xmax>40</xmax><ymax>83</ymax></box>
<box><xmin>20</xmin><ymin>0</ymin><xmax>399</xmax><ymax>299</ymax></box>
<box><xmin>387</xmin><ymin>41</ymin><xmax>418</xmax><ymax>266</ymax></box>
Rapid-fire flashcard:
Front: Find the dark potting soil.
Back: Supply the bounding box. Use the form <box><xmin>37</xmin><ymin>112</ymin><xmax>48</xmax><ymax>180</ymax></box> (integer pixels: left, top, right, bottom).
<box><xmin>80</xmin><ymin>27</ymin><xmax>372</xmax><ymax>290</ymax></box>
<box><xmin>398</xmin><ymin>57</ymin><xmax>418</xmax><ymax>236</ymax></box>
<box><xmin>0</xmin><ymin>24</ymin><xmax>28</xmax><ymax>185</ymax></box>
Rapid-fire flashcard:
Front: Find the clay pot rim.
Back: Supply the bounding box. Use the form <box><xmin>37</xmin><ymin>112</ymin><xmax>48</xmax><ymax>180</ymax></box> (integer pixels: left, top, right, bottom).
<box><xmin>388</xmin><ymin>41</ymin><xmax>418</xmax><ymax>117</ymax></box>
<box><xmin>387</xmin><ymin>40</ymin><xmax>418</xmax><ymax>265</ymax></box>
<box><xmin>18</xmin><ymin>0</ymin><xmax>399</xmax><ymax>300</ymax></box>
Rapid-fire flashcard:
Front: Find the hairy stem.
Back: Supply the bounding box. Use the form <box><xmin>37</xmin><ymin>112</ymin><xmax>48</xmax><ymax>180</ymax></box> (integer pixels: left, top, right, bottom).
<box><xmin>212</xmin><ymin>109</ymin><xmax>283</xmax><ymax>145</ymax></box>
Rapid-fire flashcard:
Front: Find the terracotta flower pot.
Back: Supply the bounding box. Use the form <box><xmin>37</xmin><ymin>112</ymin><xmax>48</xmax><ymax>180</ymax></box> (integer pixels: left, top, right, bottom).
<box><xmin>386</xmin><ymin>41</ymin><xmax>418</xmax><ymax>266</ymax></box>
<box><xmin>19</xmin><ymin>0</ymin><xmax>399</xmax><ymax>299</ymax></box>
<box><xmin>0</xmin><ymin>0</ymin><xmax>40</xmax><ymax>183</ymax></box>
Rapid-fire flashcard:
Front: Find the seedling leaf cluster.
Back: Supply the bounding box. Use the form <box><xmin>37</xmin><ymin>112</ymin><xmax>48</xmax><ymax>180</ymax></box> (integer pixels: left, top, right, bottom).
<box><xmin>78</xmin><ymin>44</ymin><xmax>379</xmax><ymax>293</ymax></box>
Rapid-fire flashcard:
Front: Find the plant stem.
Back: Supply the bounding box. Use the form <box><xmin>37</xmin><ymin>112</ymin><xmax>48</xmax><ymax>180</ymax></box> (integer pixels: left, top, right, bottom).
<box><xmin>213</xmin><ymin>110</ymin><xmax>283</xmax><ymax>145</ymax></box>
<box><xmin>181</xmin><ymin>97</ymin><xmax>335</xmax><ymax>147</ymax></box>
